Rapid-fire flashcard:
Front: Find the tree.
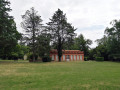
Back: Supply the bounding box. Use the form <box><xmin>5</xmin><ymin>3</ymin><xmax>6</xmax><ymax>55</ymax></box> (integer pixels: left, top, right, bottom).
<box><xmin>47</xmin><ymin>9</ymin><xmax>76</xmax><ymax>61</ymax></box>
<box><xmin>9</xmin><ymin>44</ymin><xmax>29</xmax><ymax>60</ymax></box>
<box><xmin>36</xmin><ymin>33</ymin><xmax>51</xmax><ymax>58</ymax></box>
<box><xmin>95</xmin><ymin>35</ymin><xmax>109</xmax><ymax>60</ymax></box>
<box><xmin>21</xmin><ymin>7</ymin><xmax>43</xmax><ymax>61</ymax></box>
<box><xmin>88</xmin><ymin>48</ymin><xmax>96</xmax><ymax>60</ymax></box>
<box><xmin>94</xmin><ymin>19</ymin><xmax>120</xmax><ymax>61</ymax></box>
<box><xmin>72</xmin><ymin>34</ymin><xmax>92</xmax><ymax>56</ymax></box>
<box><xmin>104</xmin><ymin>20</ymin><xmax>120</xmax><ymax>60</ymax></box>
<box><xmin>0</xmin><ymin>0</ymin><xmax>21</xmax><ymax>59</ymax></box>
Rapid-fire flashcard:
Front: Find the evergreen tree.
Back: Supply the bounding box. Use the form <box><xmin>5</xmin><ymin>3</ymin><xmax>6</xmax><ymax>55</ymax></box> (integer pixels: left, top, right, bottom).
<box><xmin>72</xmin><ymin>34</ymin><xmax>92</xmax><ymax>56</ymax></box>
<box><xmin>36</xmin><ymin>33</ymin><xmax>51</xmax><ymax>58</ymax></box>
<box><xmin>21</xmin><ymin>7</ymin><xmax>43</xmax><ymax>61</ymax></box>
<box><xmin>47</xmin><ymin>9</ymin><xmax>76</xmax><ymax>61</ymax></box>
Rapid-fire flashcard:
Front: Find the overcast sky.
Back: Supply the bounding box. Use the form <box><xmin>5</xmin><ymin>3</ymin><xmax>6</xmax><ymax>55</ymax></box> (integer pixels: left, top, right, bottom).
<box><xmin>9</xmin><ymin>0</ymin><xmax>120</xmax><ymax>48</ymax></box>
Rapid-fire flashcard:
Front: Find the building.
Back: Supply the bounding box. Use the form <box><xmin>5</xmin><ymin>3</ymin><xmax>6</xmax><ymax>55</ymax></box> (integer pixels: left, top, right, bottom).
<box><xmin>50</xmin><ymin>50</ymin><xmax>84</xmax><ymax>61</ymax></box>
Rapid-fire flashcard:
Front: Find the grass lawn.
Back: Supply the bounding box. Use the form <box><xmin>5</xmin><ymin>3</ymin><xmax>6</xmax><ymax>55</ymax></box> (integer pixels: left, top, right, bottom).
<box><xmin>0</xmin><ymin>60</ymin><xmax>120</xmax><ymax>90</ymax></box>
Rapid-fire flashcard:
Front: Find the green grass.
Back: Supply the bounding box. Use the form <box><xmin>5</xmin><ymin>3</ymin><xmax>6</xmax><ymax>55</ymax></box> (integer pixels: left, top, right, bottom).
<box><xmin>0</xmin><ymin>60</ymin><xmax>120</xmax><ymax>90</ymax></box>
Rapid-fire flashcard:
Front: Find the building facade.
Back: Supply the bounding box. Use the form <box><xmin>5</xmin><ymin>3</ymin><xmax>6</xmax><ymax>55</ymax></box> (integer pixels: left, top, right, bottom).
<box><xmin>50</xmin><ymin>50</ymin><xmax>84</xmax><ymax>61</ymax></box>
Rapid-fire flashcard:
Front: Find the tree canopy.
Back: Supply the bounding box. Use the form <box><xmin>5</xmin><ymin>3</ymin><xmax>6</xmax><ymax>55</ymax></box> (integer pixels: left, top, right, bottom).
<box><xmin>71</xmin><ymin>34</ymin><xmax>92</xmax><ymax>56</ymax></box>
<box><xmin>91</xmin><ymin>20</ymin><xmax>120</xmax><ymax>61</ymax></box>
<box><xmin>0</xmin><ymin>0</ymin><xmax>21</xmax><ymax>59</ymax></box>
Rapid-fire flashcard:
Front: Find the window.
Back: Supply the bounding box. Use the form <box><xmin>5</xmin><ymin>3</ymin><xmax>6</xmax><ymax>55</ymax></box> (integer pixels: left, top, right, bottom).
<box><xmin>66</xmin><ymin>55</ymin><xmax>70</xmax><ymax>59</ymax></box>
<box><xmin>74</xmin><ymin>55</ymin><xmax>76</xmax><ymax>60</ymax></box>
<box><xmin>77</xmin><ymin>55</ymin><xmax>79</xmax><ymax>61</ymax></box>
<box><xmin>52</xmin><ymin>55</ymin><xmax>54</xmax><ymax>60</ymax></box>
<box><xmin>71</xmin><ymin>55</ymin><xmax>73</xmax><ymax>61</ymax></box>
<box><xmin>80</xmin><ymin>55</ymin><xmax>82</xmax><ymax>60</ymax></box>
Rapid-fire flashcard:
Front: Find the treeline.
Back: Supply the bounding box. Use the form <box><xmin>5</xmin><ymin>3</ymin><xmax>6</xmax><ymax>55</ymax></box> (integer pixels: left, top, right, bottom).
<box><xmin>89</xmin><ymin>20</ymin><xmax>120</xmax><ymax>61</ymax></box>
<box><xmin>0</xmin><ymin>0</ymin><xmax>120</xmax><ymax>61</ymax></box>
<box><xmin>0</xmin><ymin>0</ymin><xmax>76</xmax><ymax>61</ymax></box>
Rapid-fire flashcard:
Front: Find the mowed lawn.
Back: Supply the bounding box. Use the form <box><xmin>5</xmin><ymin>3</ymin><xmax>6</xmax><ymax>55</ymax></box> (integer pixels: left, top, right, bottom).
<box><xmin>0</xmin><ymin>61</ymin><xmax>120</xmax><ymax>90</ymax></box>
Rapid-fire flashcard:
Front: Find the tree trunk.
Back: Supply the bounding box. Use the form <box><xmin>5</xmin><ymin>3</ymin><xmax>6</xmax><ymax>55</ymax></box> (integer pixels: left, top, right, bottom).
<box><xmin>32</xmin><ymin>12</ymin><xmax>36</xmax><ymax>62</ymax></box>
<box><xmin>58</xmin><ymin>37</ymin><xmax>62</xmax><ymax>62</ymax></box>
<box><xmin>33</xmin><ymin>49</ymin><xmax>35</xmax><ymax>62</ymax></box>
<box><xmin>59</xmin><ymin>55</ymin><xmax>61</xmax><ymax>62</ymax></box>
<box><xmin>32</xmin><ymin>30</ymin><xmax>36</xmax><ymax>62</ymax></box>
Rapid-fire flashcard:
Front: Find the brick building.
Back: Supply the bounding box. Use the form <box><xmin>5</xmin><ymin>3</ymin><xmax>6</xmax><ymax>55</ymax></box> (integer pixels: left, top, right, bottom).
<box><xmin>50</xmin><ymin>50</ymin><xmax>84</xmax><ymax>61</ymax></box>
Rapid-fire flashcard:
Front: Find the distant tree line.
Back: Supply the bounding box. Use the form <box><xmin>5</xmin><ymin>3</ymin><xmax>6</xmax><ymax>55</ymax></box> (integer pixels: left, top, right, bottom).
<box><xmin>91</xmin><ymin>20</ymin><xmax>120</xmax><ymax>61</ymax></box>
<box><xmin>0</xmin><ymin>0</ymin><xmax>120</xmax><ymax>62</ymax></box>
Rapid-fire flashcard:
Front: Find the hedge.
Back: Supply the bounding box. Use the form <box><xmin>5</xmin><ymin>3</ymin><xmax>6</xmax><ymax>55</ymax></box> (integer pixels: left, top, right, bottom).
<box><xmin>95</xmin><ymin>57</ymin><xmax>104</xmax><ymax>61</ymax></box>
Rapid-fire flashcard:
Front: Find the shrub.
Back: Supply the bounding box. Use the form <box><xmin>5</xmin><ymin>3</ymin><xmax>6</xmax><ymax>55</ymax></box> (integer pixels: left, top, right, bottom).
<box><xmin>108</xmin><ymin>54</ymin><xmax>120</xmax><ymax>61</ymax></box>
<box><xmin>84</xmin><ymin>57</ymin><xmax>88</xmax><ymax>61</ymax></box>
<box><xmin>27</xmin><ymin>53</ymin><xmax>38</xmax><ymax>62</ymax></box>
<box><xmin>42</xmin><ymin>56</ymin><xmax>51</xmax><ymax>62</ymax></box>
<box><xmin>95</xmin><ymin>57</ymin><xmax>104</xmax><ymax>61</ymax></box>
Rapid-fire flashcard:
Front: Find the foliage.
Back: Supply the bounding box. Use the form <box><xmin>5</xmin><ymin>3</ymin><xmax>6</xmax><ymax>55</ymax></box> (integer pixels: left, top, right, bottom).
<box><xmin>47</xmin><ymin>9</ymin><xmax>76</xmax><ymax>61</ymax></box>
<box><xmin>95</xmin><ymin>45</ymin><xmax>108</xmax><ymax>60</ymax></box>
<box><xmin>36</xmin><ymin>34</ymin><xmax>51</xmax><ymax>58</ymax></box>
<box><xmin>0</xmin><ymin>0</ymin><xmax>21</xmax><ymax>59</ymax></box>
<box><xmin>108</xmin><ymin>54</ymin><xmax>120</xmax><ymax>61</ymax></box>
<box><xmin>6</xmin><ymin>44</ymin><xmax>29</xmax><ymax>60</ymax></box>
<box><xmin>88</xmin><ymin>48</ymin><xmax>96</xmax><ymax>60</ymax></box>
<box><xmin>89</xmin><ymin>45</ymin><xmax>108</xmax><ymax>61</ymax></box>
<box><xmin>105</xmin><ymin>20</ymin><xmax>120</xmax><ymax>60</ymax></box>
<box><xmin>95</xmin><ymin>36</ymin><xmax>108</xmax><ymax>58</ymax></box>
<box><xmin>27</xmin><ymin>52</ymin><xmax>38</xmax><ymax>62</ymax></box>
<box><xmin>95</xmin><ymin>57</ymin><xmax>104</xmax><ymax>61</ymax></box>
<box><xmin>94</xmin><ymin>20</ymin><xmax>120</xmax><ymax>61</ymax></box>
<box><xmin>84</xmin><ymin>57</ymin><xmax>89</xmax><ymax>61</ymax></box>
<box><xmin>19</xmin><ymin>34</ymin><xmax>29</xmax><ymax>45</ymax></box>
<box><xmin>42</xmin><ymin>56</ymin><xmax>52</xmax><ymax>62</ymax></box>
<box><xmin>71</xmin><ymin>34</ymin><xmax>92</xmax><ymax>56</ymax></box>
<box><xmin>21</xmin><ymin>7</ymin><xmax>43</xmax><ymax>61</ymax></box>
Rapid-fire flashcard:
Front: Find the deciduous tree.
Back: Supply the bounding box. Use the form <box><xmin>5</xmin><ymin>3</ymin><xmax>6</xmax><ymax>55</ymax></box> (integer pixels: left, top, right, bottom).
<box><xmin>0</xmin><ymin>0</ymin><xmax>21</xmax><ymax>59</ymax></box>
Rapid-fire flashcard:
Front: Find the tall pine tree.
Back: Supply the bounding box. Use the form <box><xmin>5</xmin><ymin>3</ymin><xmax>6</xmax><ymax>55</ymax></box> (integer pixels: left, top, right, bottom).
<box><xmin>21</xmin><ymin>7</ymin><xmax>43</xmax><ymax>62</ymax></box>
<box><xmin>47</xmin><ymin>9</ymin><xmax>76</xmax><ymax>61</ymax></box>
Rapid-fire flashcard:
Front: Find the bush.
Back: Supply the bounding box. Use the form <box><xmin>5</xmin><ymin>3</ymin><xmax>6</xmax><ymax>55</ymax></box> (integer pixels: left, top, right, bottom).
<box><xmin>84</xmin><ymin>57</ymin><xmax>89</xmax><ymax>61</ymax></box>
<box><xmin>42</xmin><ymin>56</ymin><xmax>51</xmax><ymax>62</ymax></box>
<box><xmin>108</xmin><ymin>54</ymin><xmax>120</xmax><ymax>61</ymax></box>
<box><xmin>27</xmin><ymin>53</ymin><xmax>38</xmax><ymax>62</ymax></box>
<box><xmin>95</xmin><ymin>57</ymin><xmax>104</xmax><ymax>61</ymax></box>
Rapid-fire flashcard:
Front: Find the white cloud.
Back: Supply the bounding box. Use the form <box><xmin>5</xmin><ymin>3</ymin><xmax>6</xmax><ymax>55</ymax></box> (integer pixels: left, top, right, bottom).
<box><xmin>9</xmin><ymin>0</ymin><xmax>120</xmax><ymax>48</ymax></box>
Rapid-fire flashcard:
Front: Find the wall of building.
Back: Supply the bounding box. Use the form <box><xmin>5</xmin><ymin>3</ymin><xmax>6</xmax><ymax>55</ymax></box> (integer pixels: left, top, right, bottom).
<box><xmin>50</xmin><ymin>50</ymin><xmax>84</xmax><ymax>61</ymax></box>
<box><xmin>51</xmin><ymin>54</ymin><xmax>84</xmax><ymax>61</ymax></box>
